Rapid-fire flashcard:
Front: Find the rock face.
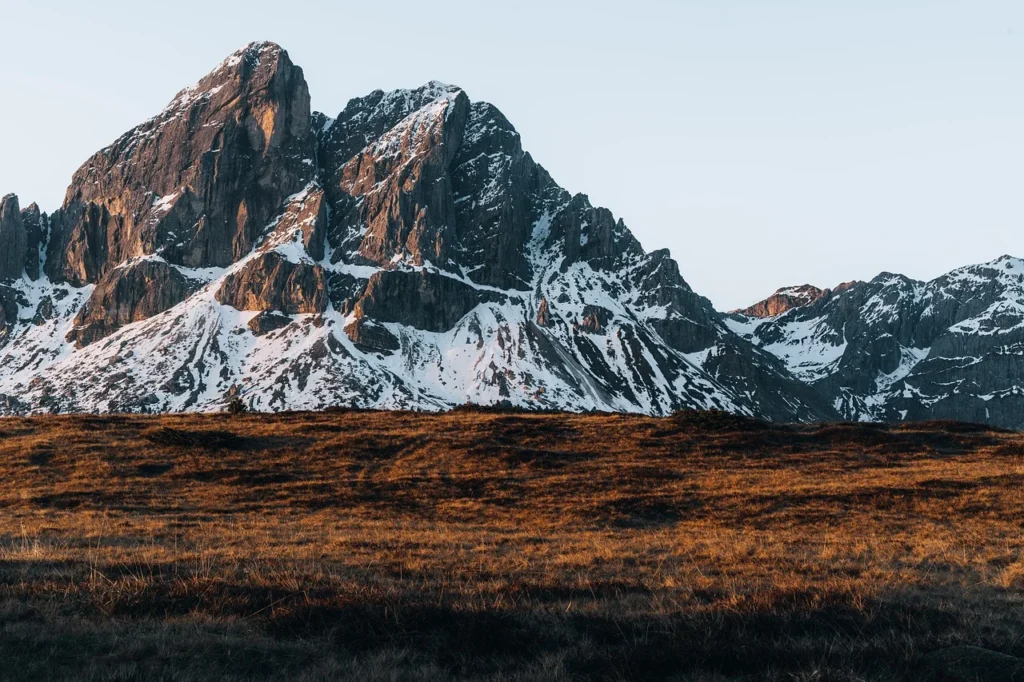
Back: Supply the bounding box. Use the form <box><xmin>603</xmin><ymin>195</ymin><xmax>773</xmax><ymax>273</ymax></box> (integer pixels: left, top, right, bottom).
<box><xmin>20</xmin><ymin>202</ymin><xmax>46</xmax><ymax>281</ymax></box>
<box><xmin>216</xmin><ymin>252</ymin><xmax>326</xmax><ymax>314</ymax></box>
<box><xmin>46</xmin><ymin>41</ymin><xmax>314</xmax><ymax>286</ymax></box>
<box><xmin>0</xmin><ymin>42</ymin><xmax>1019</xmax><ymax>424</ymax></box>
<box><xmin>0</xmin><ymin>286</ymin><xmax>18</xmax><ymax>347</ymax></box>
<box><xmin>248</xmin><ymin>311</ymin><xmax>293</xmax><ymax>336</ymax></box>
<box><xmin>351</xmin><ymin>269</ymin><xmax>506</xmax><ymax>334</ymax></box>
<box><xmin>0</xmin><ymin>195</ymin><xmax>28</xmax><ymax>280</ymax></box>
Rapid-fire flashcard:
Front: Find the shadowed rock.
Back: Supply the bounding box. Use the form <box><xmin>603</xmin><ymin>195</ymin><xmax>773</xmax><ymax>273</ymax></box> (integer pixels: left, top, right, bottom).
<box><xmin>67</xmin><ymin>259</ymin><xmax>202</xmax><ymax>347</ymax></box>
<box><xmin>248</xmin><ymin>311</ymin><xmax>293</xmax><ymax>336</ymax></box>
<box><xmin>351</xmin><ymin>269</ymin><xmax>505</xmax><ymax>333</ymax></box>
<box><xmin>578</xmin><ymin>305</ymin><xmax>612</xmax><ymax>334</ymax></box>
<box><xmin>0</xmin><ymin>285</ymin><xmax>18</xmax><ymax>347</ymax></box>
<box><xmin>344</xmin><ymin>318</ymin><xmax>401</xmax><ymax>354</ymax></box>
<box><xmin>20</xmin><ymin>202</ymin><xmax>46</xmax><ymax>281</ymax></box>
<box><xmin>0</xmin><ymin>194</ymin><xmax>27</xmax><ymax>280</ymax></box>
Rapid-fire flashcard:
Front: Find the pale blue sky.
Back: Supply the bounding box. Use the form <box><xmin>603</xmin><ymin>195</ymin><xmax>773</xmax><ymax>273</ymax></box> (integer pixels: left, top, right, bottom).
<box><xmin>1</xmin><ymin>1</ymin><xmax>1020</xmax><ymax>310</ymax></box>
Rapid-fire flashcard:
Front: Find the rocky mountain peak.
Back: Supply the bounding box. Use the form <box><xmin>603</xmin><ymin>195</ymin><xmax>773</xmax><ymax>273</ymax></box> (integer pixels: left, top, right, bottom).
<box><xmin>0</xmin><ymin>43</ymin><xmax>1019</xmax><ymax>427</ymax></box>
<box><xmin>35</xmin><ymin>41</ymin><xmax>316</xmax><ymax>345</ymax></box>
<box><xmin>158</xmin><ymin>41</ymin><xmax>291</xmax><ymax>122</ymax></box>
<box><xmin>316</xmin><ymin>81</ymin><xmax>466</xmax><ymax>178</ymax></box>
<box><xmin>48</xmin><ymin>40</ymin><xmax>314</xmax><ymax>288</ymax></box>
<box><xmin>734</xmin><ymin>284</ymin><xmax>825</xmax><ymax>318</ymax></box>
<box><xmin>733</xmin><ymin>281</ymin><xmax>865</xmax><ymax>319</ymax></box>
<box><xmin>216</xmin><ymin>41</ymin><xmax>286</xmax><ymax>71</ymax></box>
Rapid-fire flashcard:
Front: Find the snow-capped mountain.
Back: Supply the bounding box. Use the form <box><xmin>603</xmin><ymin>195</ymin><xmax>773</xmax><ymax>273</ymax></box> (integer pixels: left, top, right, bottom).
<box><xmin>0</xmin><ymin>42</ymin><xmax>1019</xmax><ymax>427</ymax></box>
<box><xmin>726</xmin><ymin>257</ymin><xmax>1024</xmax><ymax>427</ymax></box>
<box><xmin>0</xmin><ymin>42</ymin><xmax>830</xmax><ymax>420</ymax></box>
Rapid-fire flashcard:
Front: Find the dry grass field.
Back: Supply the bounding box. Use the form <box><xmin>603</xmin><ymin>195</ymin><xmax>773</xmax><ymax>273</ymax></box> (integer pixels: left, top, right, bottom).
<box><xmin>1</xmin><ymin>408</ymin><xmax>1023</xmax><ymax>680</ymax></box>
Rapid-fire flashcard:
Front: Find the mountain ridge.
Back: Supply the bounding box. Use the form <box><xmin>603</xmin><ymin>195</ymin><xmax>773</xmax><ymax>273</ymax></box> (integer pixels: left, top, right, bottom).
<box><xmin>726</xmin><ymin>255</ymin><xmax>1024</xmax><ymax>426</ymax></box>
<box><xmin>0</xmin><ymin>42</ymin><xmax>1019</xmax><ymax>426</ymax></box>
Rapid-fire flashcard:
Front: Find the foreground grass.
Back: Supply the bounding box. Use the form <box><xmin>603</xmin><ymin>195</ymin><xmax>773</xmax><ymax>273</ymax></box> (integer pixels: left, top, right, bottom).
<box><xmin>0</xmin><ymin>409</ymin><xmax>1022</xmax><ymax>680</ymax></box>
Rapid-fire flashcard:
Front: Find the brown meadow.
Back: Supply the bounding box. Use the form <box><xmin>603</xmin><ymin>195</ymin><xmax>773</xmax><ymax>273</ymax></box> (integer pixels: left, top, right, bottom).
<box><xmin>1</xmin><ymin>408</ymin><xmax>1023</xmax><ymax>680</ymax></box>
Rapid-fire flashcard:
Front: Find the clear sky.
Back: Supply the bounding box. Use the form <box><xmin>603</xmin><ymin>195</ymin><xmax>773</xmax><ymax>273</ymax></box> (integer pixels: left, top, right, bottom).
<box><xmin>1</xmin><ymin>1</ymin><xmax>1020</xmax><ymax>310</ymax></box>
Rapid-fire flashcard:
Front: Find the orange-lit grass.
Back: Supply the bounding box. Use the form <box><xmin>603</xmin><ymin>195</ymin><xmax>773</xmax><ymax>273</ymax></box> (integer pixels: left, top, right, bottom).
<box><xmin>1</xmin><ymin>410</ymin><xmax>1022</xmax><ymax>680</ymax></box>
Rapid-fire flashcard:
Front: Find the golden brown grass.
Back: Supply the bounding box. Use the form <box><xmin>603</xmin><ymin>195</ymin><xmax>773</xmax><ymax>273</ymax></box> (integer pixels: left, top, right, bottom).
<box><xmin>1</xmin><ymin>409</ymin><xmax>1023</xmax><ymax>680</ymax></box>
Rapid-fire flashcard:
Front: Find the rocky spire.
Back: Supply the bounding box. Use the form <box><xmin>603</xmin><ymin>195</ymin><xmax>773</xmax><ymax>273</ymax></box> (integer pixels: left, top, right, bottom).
<box><xmin>20</xmin><ymin>202</ymin><xmax>45</xmax><ymax>281</ymax></box>
<box><xmin>0</xmin><ymin>194</ymin><xmax>27</xmax><ymax>280</ymax></box>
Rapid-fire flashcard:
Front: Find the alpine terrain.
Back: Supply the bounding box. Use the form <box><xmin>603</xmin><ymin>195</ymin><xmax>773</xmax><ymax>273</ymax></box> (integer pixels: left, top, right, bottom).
<box><xmin>727</xmin><ymin>258</ymin><xmax>1024</xmax><ymax>427</ymax></box>
<box><xmin>0</xmin><ymin>42</ymin><xmax>1020</xmax><ymax>427</ymax></box>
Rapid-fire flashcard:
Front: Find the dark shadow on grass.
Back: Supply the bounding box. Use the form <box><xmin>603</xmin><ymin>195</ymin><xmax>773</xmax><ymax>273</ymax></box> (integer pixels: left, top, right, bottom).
<box><xmin>0</xmin><ymin>556</ymin><xmax>1014</xmax><ymax>680</ymax></box>
<box><xmin>142</xmin><ymin>426</ymin><xmax>312</xmax><ymax>452</ymax></box>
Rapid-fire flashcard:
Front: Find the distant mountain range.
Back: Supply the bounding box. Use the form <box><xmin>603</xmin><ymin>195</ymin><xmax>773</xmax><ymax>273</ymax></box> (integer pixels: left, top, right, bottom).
<box><xmin>0</xmin><ymin>42</ymin><xmax>1019</xmax><ymax>427</ymax></box>
<box><xmin>726</xmin><ymin>257</ymin><xmax>1024</xmax><ymax>426</ymax></box>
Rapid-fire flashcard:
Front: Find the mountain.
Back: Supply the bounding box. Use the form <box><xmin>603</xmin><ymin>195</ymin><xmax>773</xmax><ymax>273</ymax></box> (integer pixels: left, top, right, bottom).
<box><xmin>0</xmin><ymin>42</ymin><xmax>1018</xmax><ymax>427</ymax></box>
<box><xmin>0</xmin><ymin>42</ymin><xmax>831</xmax><ymax>420</ymax></box>
<box><xmin>726</xmin><ymin>257</ymin><xmax>1024</xmax><ymax>428</ymax></box>
<box><xmin>733</xmin><ymin>283</ymin><xmax>854</xmax><ymax>318</ymax></box>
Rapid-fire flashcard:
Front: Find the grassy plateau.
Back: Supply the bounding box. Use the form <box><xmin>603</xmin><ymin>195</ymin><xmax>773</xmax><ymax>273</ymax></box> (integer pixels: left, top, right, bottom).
<box><xmin>0</xmin><ymin>408</ymin><xmax>1022</xmax><ymax>680</ymax></box>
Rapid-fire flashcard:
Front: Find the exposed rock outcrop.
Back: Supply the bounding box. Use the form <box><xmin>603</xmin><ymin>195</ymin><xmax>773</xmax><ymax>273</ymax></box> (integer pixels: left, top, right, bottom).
<box><xmin>248</xmin><ymin>311</ymin><xmax>293</xmax><ymax>336</ymax></box>
<box><xmin>20</xmin><ymin>202</ymin><xmax>46</xmax><ymax>281</ymax></box>
<box><xmin>258</xmin><ymin>183</ymin><xmax>327</xmax><ymax>261</ymax></box>
<box><xmin>734</xmin><ymin>284</ymin><xmax>827</xmax><ymax>318</ymax></box>
<box><xmin>343</xmin><ymin>318</ymin><xmax>401</xmax><ymax>354</ymax></box>
<box><xmin>68</xmin><ymin>259</ymin><xmax>201</xmax><ymax>347</ymax></box>
<box><xmin>0</xmin><ymin>194</ymin><xmax>27</xmax><ymax>280</ymax></box>
<box><xmin>350</xmin><ymin>269</ymin><xmax>504</xmax><ymax>333</ymax></box>
<box><xmin>536</xmin><ymin>297</ymin><xmax>552</xmax><ymax>326</ymax></box>
<box><xmin>216</xmin><ymin>252</ymin><xmax>326</xmax><ymax>314</ymax></box>
<box><xmin>578</xmin><ymin>305</ymin><xmax>612</xmax><ymax>334</ymax></box>
<box><xmin>0</xmin><ymin>285</ymin><xmax>18</xmax><ymax>347</ymax></box>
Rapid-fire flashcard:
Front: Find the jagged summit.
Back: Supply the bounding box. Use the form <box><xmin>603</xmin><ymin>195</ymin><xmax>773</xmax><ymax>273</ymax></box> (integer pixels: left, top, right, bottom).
<box><xmin>733</xmin><ymin>284</ymin><xmax>826</xmax><ymax>318</ymax></box>
<box><xmin>0</xmin><ymin>43</ymin><xmax>1020</xmax><ymax>426</ymax></box>
<box><xmin>726</xmin><ymin>253</ymin><xmax>1024</xmax><ymax>426</ymax></box>
<box><xmin>220</xmin><ymin>40</ymin><xmax>285</xmax><ymax>63</ymax></box>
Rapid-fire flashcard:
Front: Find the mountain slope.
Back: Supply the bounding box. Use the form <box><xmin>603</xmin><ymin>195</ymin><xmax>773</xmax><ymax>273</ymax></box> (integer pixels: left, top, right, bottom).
<box><xmin>727</xmin><ymin>256</ymin><xmax>1024</xmax><ymax>428</ymax></box>
<box><xmin>0</xmin><ymin>43</ymin><xmax>834</xmax><ymax>420</ymax></box>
